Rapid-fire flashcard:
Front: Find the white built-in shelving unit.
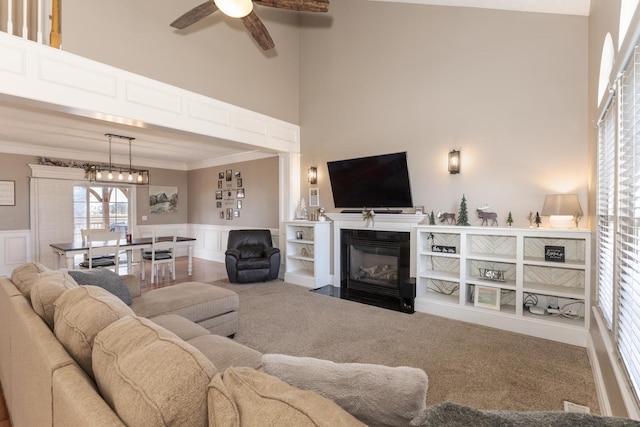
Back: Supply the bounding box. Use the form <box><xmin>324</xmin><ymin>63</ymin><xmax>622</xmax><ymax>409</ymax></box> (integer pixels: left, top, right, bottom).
<box><xmin>414</xmin><ymin>226</ymin><xmax>591</xmax><ymax>347</ymax></box>
<box><xmin>284</xmin><ymin>221</ymin><xmax>331</xmax><ymax>288</ymax></box>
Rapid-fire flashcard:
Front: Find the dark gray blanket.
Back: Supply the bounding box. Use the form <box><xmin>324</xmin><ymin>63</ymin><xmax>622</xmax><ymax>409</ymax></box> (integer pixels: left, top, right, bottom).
<box><xmin>412</xmin><ymin>402</ymin><xmax>640</xmax><ymax>427</ymax></box>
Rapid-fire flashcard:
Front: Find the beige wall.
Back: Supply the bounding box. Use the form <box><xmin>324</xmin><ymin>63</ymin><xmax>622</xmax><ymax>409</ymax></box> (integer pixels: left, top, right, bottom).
<box><xmin>300</xmin><ymin>2</ymin><xmax>588</xmax><ymax>228</ymax></box>
<box><xmin>62</xmin><ymin>0</ymin><xmax>301</xmax><ymax>124</ymax></box>
<box><xmin>187</xmin><ymin>157</ymin><xmax>279</xmax><ymax>228</ymax></box>
<box><xmin>0</xmin><ymin>154</ymin><xmax>37</xmax><ymax>230</ymax></box>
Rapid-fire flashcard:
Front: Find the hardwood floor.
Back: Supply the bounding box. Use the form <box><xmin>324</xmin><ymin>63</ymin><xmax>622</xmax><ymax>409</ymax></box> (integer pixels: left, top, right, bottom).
<box><xmin>126</xmin><ymin>256</ymin><xmax>229</xmax><ymax>292</ymax></box>
<box><xmin>0</xmin><ymin>256</ymin><xmax>228</xmax><ymax>426</ymax></box>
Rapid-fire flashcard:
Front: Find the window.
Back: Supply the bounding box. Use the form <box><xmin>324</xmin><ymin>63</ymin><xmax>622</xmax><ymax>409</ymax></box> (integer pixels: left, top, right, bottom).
<box><xmin>596</xmin><ymin>45</ymin><xmax>640</xmax><ymax>407</ymax></box>
<box><xmin>73</xmin><ymin>184</ymin><xmax>131</xmax><ymax>242</ymax></box>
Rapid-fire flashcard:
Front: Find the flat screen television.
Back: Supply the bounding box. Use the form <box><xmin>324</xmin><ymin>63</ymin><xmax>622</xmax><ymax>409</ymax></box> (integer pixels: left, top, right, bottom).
<box><xmin>327</xmin><ymin>152</ymin><xmax>413</xmax><ymax>210</ymax></box>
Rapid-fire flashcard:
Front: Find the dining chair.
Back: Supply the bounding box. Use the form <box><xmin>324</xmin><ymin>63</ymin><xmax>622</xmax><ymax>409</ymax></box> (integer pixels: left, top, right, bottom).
<box><xmin>141</xmin><ymin>230</ymin><xmax>177</xmax><ymax>283</ymax></box>
<box><xmin>84</xmin><ymin>231</ymin><xmax>122</xmax><ymax>271</ymax></box>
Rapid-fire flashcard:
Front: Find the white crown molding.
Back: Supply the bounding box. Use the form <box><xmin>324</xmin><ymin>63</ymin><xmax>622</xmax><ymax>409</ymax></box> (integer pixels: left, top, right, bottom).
<box><xmin>367</xmin><ymin>0</ymin><xmax>591</xmax><ymax>16</ymax></box>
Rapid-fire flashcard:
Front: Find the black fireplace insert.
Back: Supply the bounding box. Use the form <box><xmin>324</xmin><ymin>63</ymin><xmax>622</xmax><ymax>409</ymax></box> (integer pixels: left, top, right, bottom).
<box><xmin>340</xmin><ymin>229</ymin><xmax>414</xmax><ymax>313</ymax></box>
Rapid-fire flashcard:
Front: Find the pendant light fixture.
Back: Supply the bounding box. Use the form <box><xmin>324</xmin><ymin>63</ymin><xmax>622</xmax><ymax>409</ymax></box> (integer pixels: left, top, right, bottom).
<box><xmin>88</xmin><ymin>133</ymin><xmax>150</xmax><ymax>185</ymax></box>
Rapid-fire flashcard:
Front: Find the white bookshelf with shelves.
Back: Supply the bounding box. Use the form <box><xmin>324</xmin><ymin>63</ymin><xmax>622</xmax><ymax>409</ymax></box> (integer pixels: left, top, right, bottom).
<box><xmin>414</xmin><ymin>226</ymin><xmax>591</xmax><ymax>346</ymax></box>
<box><xmin>284</xmin><ymin>221</ymin><xmax>331</xmax><ymax>288</ymax></box>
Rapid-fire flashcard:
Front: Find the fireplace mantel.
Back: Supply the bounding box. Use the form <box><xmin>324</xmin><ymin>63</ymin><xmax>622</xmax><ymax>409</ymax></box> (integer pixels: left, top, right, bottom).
<box><xmin>326</xmin><ymin>213</ymin><xmax>428</xmax><ymax>287</ymax></box>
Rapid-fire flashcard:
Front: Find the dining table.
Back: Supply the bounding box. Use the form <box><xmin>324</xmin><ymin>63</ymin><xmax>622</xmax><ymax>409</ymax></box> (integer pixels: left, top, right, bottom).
<box><xmin>49</xmin><ymin>236</ymin><xmax>197</xmax><ymax>275</ymax></box>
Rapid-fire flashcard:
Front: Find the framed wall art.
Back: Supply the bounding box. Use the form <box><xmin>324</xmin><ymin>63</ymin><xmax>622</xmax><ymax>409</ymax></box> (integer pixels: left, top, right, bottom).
<box><xmin>0</xmin><ymin>180</ymin><xmax>15</xmax><ymax>206</ymax></box>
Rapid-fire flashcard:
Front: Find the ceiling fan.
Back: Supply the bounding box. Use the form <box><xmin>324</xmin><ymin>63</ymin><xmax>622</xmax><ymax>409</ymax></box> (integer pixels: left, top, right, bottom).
<box><xmin>171</xmin><ymin>0</ymin><xmax>330</xmax><ymax>51</ymax></box>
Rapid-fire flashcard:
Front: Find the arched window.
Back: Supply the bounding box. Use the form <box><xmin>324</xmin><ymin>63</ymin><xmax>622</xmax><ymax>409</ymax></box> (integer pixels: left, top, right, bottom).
<box><xmin>619</xmin><ymin>0</ymin><xmax>639</xmax><ymax>49</ymax></box>
<box><xmin>598</xmin><ymin>33</ymin><xmax>615</xmax><ymax>106</ymax></box>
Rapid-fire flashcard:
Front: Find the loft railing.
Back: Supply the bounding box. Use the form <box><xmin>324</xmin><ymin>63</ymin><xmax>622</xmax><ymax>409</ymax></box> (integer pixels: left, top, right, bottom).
<box><xmin>1</xmin><ymin>0</ymin><xmax>60</xmax><ymax>48</ymax></box>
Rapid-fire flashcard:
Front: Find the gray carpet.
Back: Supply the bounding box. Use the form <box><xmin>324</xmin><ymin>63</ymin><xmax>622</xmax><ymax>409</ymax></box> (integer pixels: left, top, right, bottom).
<box><xmin>211</xmin><ymin>279</ymin><xmax>600</xmax><ymax>414</ymax></box>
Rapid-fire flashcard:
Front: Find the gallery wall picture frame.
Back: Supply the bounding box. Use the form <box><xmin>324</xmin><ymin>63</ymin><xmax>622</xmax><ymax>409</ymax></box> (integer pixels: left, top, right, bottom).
<box><xmin>309</xmin><ymin>188</ymin><xmax>319</xmax><ymax>207</ymax></box>
<box><xmin>0</xmin><ymin>180</ymin><xmax>15</xmax><ymax>206</ymax></box>
<box><xmin>218</xmin><ymin>180</ymin><xmax>222</xmax><ymax>189</ymax></box>
<box><xmin>220</xmin><ymin>211</ymin><xmax>224</xmax><ymax>219</ymax></box>
<box><xmin>237</xmin><ymin>200</ymin><xmax>242</xmax><ymax>209</ymax></box>
<box><xmin>237</xmin><ymin>178</ymin><xmax>243</xmax><ymax>188</ymax></box>
<box><xmin>237</xmin><ymin>188</ymin><xmax>245</xmax><ymax>199</ymax></box>
<box><xmin>225</xmin><ymin>170</ymin><xmax>232</xmax><ymax>181</ymax></box>
<box><xmin>218</xmin><ymin>172</ymin><xmax>225</xmax><ymax>179</ymax></box>
<box><xmin>216</xmin><ymin>201</ymin><xmax>222</xmax><ymax>208</ymax></box>
<box><xmin>215</xmin><ymin>190</ymin><xmax>223</xmax><ymax>200</ymax></box>
<box><xmin>234</xmin><ymin>210</ymin><xmax>240</xmax><ymax>218</ymax></box>
<box><xmin>235</xmin><ymin>171</ymin><xmax>241</xmax><ymax>178</ymax></box>
<box><xmin>226</xmin><ymin>208</ymin><xmax>233</xmax><ymax>220</ymax></box>
<box><xmin>474</xmin><ymin>285</ymin><xmax>501</xmax><ymax>311</ymax></box>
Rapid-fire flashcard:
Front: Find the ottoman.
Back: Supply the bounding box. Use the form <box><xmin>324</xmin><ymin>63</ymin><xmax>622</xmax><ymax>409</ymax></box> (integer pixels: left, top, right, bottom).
<box><xmin>130</xmin><ymin>281</ymin><xmax>239</xmax><ymax>337</ymax></box>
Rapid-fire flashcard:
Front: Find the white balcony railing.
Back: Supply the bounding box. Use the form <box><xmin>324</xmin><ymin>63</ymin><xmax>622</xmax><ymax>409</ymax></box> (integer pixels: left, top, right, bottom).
<box><xmin>1</xmin><ymin>0</ymin><xmax>59</xmax><ymax>47</ymax></box>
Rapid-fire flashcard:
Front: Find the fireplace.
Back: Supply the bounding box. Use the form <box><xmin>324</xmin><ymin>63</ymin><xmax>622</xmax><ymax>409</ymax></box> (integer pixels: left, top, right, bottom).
<box><xmin>340</xmin><ymin>229</ymin><xmax>415</xmax><ymax>313</ymax></box>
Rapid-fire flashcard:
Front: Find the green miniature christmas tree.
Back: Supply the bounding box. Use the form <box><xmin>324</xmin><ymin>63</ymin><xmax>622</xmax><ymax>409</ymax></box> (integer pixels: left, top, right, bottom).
<box><xmin>506</xmin><ymin>211</ymin><xmax>514</xmax><ymax>227</ymax></box>
<box><xmin>535</xmin><ymin>211</ymin><xmax>542</xmax><ymax>227</ymax></box>
<box><xmin>429</xmin><ymin>210</ymin><xmax>436</xmax><ymax>225</ymax></box>
<box><xmin>457</xmin><ymin>194</ymin><xmax>470</xmax><ymax>226</ymax></box>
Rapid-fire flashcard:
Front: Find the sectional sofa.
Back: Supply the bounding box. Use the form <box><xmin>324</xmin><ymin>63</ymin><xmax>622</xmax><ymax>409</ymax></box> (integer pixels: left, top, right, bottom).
<box><xmin>0</xmin><ymin>263</ymin><xmax>433</xmax><ymax>426</ymax></box>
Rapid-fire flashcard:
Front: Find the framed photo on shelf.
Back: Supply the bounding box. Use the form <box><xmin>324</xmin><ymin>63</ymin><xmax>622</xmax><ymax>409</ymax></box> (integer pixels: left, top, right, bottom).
<box><xmin>474</xmin><ymin>285</ymin><xmax>500</xmax><ymax>311</ymax></box>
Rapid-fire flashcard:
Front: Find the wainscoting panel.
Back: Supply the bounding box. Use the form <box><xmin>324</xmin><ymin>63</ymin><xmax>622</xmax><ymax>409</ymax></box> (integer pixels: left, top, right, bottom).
<box><xmin>0</xmin><ymin>230</ymin><xmax>30</xmax><ymax>276</ymax></box>
<box><xmin>189</xmin><ymin>224</ymin><xmax>279</xmax><ymax>264</ymax></box>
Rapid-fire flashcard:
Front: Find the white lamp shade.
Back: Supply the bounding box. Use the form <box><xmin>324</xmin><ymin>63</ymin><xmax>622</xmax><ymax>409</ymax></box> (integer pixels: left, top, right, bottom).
<box><xmin>541</xmin><ymin>194</ymin><xmax>583</xmax><ymax>229</ymax></box>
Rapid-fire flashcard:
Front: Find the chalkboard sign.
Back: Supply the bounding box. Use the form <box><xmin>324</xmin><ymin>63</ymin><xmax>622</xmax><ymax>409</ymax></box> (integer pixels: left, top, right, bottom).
<box><xmin>432</xmin><ymin>245</ymin><xmax>456</xmax><ymax>254</ymax></box>
<box><xmin>545</xmin><ymin>245</ymin><xmax>565</xmax><ymax>263</ymax></box>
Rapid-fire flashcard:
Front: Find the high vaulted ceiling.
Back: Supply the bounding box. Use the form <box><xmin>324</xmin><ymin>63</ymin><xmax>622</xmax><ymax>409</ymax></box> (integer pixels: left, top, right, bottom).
<box><xmin>0</xmin><ymin>0</ymin><xmax>591</xmax><ymax>171</ymax></box>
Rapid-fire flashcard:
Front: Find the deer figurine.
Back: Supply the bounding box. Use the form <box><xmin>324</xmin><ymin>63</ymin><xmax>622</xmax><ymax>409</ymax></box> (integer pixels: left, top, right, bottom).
<box><xmin>437</xmin><ymin>211</ymin><xmax>456</xmax><ymax>225</ymax></box>
<box><xmin>476</xmin><ymin>206</ymin><xmax>498</xmax><ymax>226</ymax></box>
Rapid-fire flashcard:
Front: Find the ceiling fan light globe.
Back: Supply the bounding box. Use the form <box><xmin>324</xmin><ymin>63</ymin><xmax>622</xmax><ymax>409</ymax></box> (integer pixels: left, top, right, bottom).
<box><xmin>214</xmin><ymin>0</ymin><xmax>253</xmax><ymax>18</ymax></box>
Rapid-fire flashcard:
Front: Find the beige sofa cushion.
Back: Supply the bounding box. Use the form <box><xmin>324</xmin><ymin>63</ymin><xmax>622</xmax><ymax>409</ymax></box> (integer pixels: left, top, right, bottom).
<box><xmin>11</xmin><ymin>262</ymin><xmax>50</xmax><ymax>299</ymax></box>
<box><xmin>30</xmin><ymin>271</ymin><xmax>79</xmax><ymax>329</ymax></box>
<box><xmin>93</xmin><ymin>316</ymin><xmax>217</xmax><ymax>427</ymax></box>
<box><xmin>54</xmin><ymin>286</ymin><xmax>134</xmax><ymax>378</ymax></box>
<box><xmin>207</xmin><ymin>367</ymin><xmax>365</xmax><ymax>427</ymax></box>
<box><xmin>188</xmin><ymin>334</ymin><xmax>263</xmax><ymax>372</ymax></box>
<box><xmin>262</xmin><ymin>354</ymin><xmax>429</xmax><ymax>427</ymax></box>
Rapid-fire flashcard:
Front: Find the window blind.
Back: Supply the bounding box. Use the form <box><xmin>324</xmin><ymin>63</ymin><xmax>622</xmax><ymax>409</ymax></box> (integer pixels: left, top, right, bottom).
<box><xmin>618</xmin><ymin>45</ymin><xmax>640</xmax><ymax>400</ymax></box>
<box><xmin>597</xmin><ymin>92</ymin><xmax>616</xmax><ymax>330</ymax></box>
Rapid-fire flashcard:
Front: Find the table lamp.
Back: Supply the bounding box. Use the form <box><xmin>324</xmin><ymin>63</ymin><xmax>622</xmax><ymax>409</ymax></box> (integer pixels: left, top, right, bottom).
<box><xmin>541</xmin><ymin>194</ymin><xmax>583</xmax><ymax>229</ymax></box>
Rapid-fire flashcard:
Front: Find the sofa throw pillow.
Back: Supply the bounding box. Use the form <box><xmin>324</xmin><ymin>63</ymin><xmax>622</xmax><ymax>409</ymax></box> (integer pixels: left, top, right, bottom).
<box><xmin>207</xmin><ymin>367</ymin><xmax>364</xmax><ymax>427</ymax></box>
<box><xmin>262</xmin><ymin>354</ymin><xmax>429</xmax><ymax>427</ymax></box>
<box><xmin>68</xmin><ymin>268</ymin><xmax>132</xmax><ymax>305</ymax></box>
<box><xmin>93</xmin><ymin>316</ymin><xmax>217</xmax><ymax>427</ymax></box>
<box><xmin>54</xmin><ymin>286</ymin><xmax>135</xmax><ymax>378</ymax></box>
<box><xmin>11</xmin><ymin>262</ymin><xmax>51</xmax><ymax>299</ymax></box>
<box><xmin>30</xmin><ymin>271</ymin><xmax>79</xmax><ymax>329</ymax></box>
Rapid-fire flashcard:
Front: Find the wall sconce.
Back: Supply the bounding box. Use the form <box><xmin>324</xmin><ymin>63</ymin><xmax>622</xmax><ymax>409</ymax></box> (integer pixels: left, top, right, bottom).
<box><xmin>541</xmin><ymin>194</ymin><xmax>583</xmax><ymax>229</ymax></box>
<box><xmin>448</xmin><ymin>150</ymin><xmax>460</xmax><ymax>174</ymax></box>
<box><xmin>308</xmin><ymin>166</ymin><xmax>317</xmax><ymax>184</ymax></box>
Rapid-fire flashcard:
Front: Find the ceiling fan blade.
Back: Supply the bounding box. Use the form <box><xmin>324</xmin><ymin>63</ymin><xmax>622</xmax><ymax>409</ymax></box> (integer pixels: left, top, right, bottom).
<box><xmin>241</xmin><ymin>11</ymin><xmax>275</xmax><ymax>51</ymax></box>
<box><xmin>254</xmin><ymin>0</ymin><xmax>329</xmax><ymax>13</ymax></box>
<box><xmin>170</xmin><ymin>1</ymin><xmax>219</xmax><ymax>29</ymax></box>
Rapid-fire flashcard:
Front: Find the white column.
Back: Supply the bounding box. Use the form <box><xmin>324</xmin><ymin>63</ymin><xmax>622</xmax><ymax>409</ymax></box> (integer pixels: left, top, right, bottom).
<box><xmin>7</xmin><ymin>0</ymin><xmax>14</xmax><ymax>35</ymax></box>
<box><xmin>22</xmin><ymin>0</ymin><xmax>27</xmax><ymax>39</ymax></box>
